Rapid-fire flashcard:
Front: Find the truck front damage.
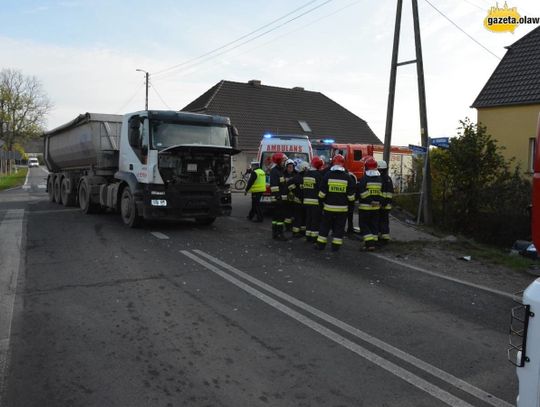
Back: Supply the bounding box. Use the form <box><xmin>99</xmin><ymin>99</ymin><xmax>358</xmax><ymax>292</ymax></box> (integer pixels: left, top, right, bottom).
<box><xmin>117</xmin><ymin>110</ymin><xmax>239</xmax><ymax>225</ymax></box>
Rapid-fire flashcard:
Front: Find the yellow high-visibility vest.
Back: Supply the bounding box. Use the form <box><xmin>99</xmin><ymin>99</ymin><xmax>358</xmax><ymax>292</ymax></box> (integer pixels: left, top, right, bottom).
<box><xmin>249</xmin><ymin>168</ymin><xmax>266</xmax><ymax>193</ymax></box>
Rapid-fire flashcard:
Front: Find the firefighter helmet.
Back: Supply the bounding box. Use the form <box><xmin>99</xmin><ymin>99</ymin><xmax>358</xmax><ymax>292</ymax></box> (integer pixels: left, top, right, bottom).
<box><xmin>365</xmin><ymin>157</ymin><xmax>378</xmax><ymax>170</ymax></box>
<box><xmin>311</xmin><ymin>156</ymin><xmax>324</xmax><ymax>170</ymax></box>
<box><xmin>377</xmin><ymin>160</ymin><xmax>388</xmax><ymax>170</ymax></box>
<box><xmin>271</xmin><ymin>152</ymin><xmax>287</xmax><ymax>165</ymax></box>
<box><xmin>296</xmin><ymin>161</ymin><xmax>310</xmax><ymax>172</ymax></box>
<box><xmin>332</xmin><ymin>154</ymin><xmax>345</xmax><ymax>166</ymax></box>
<box><xmin>285</xmin><ymin>158</ymin><xmax>295</xmax><ymax>167</ymax></box>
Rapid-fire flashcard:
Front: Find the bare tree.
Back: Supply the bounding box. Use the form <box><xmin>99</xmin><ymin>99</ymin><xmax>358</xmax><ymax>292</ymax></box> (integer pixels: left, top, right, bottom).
<box><xmin>0</xmin><ymin>68</ymin><xmax>52</xmax><ymax>151</ymax></box>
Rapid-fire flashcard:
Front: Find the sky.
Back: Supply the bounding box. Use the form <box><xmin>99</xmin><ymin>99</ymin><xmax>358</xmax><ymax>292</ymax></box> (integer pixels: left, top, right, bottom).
<box><xmin>1</xmin><ymin>0</ymin><xmax>539</xmax><ymax>147</ymax></box>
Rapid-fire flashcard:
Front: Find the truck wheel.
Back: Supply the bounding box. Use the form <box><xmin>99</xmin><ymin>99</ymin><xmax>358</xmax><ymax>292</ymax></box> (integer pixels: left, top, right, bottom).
<box><xmin>195</xmin><ymin>217</ymin><xmax>216</xmax><ymax>226</ymax></box>
<box><xmin>53</xmin><ymin>176</ymin><xmax>62</xmax><ymax>204</ymax></box>
<box><xmin>79</xmin><ymin>179</ymin><xmax>99</xmax><ymax>214</ymax></box>
<box><xmin>47</xmin><ymin>176</ymin><xmax>55</xmax><ymax>203</ymax></box>
<box><xmin>61</xmin><ymin>178</ymin><xmax>76</xmax><ymax>207</ymax></box>
<box><xmin>120</xmin><ymin>187</ymin><xmax>141</xmax><ymax>228</ymax></box>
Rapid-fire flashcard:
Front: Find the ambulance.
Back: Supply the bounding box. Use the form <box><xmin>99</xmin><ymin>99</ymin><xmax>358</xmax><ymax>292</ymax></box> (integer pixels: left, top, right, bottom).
<box><xmin>256</xmin><ymin>134</ymin><xmax>313</xmax><ymax>204</ymax></box>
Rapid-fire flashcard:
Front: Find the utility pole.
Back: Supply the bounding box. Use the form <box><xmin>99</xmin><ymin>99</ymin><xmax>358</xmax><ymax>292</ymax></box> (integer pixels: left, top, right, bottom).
<box><xmin>383</xmin><ymin>0</ymin><xmax>403</xmax><ymax>164</ymax></box>
<box><xmin>383</xmin><ymin>0</ymin><xmax>432</xmax><ymax>225</ymax></box>
<box><xmin>136</xmin><ymin>69</ymin><xmax>149</xmax><ymax>110</ymax></box>
<box><xmin>411</xmin><ymin>0</ymin><xmax>432</xmax><ymax>225</ymax></box>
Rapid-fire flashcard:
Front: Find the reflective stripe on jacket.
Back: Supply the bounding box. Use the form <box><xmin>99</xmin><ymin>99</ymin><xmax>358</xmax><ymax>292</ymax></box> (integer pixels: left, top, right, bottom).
<box><xmin>357</xmin><ymin>174</ymin><xmax>383</xmax><ymax>211</ymax></box>
<box><xmin>319</xmin><ymin>169</ymin><xmax>356</xmax><ymax>213</ymax></box>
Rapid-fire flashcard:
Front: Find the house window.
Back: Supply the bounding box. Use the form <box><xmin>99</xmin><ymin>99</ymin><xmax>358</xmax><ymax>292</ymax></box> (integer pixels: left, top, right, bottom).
<box><xmin>529</xmin><ymin>138</ymin><xmax>536</xmax><ymax>173</ymax></box>
<box><xmin>298</xmin><ymin>120</ymin><xmax>312</xmax><ymax>132</ymax></box>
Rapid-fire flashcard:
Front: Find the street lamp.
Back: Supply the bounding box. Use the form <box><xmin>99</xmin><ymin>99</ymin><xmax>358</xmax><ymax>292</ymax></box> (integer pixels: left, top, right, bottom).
<box><xmin>136</xmin><ymin>68</ymin><xmax>149</xmax><ymax>110</ymax></box>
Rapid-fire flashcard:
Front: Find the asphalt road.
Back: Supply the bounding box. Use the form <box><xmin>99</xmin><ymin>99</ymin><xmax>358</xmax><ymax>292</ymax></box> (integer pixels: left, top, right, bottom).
<box><xmin>0</xmin><ymin>166</ymin><xmax>529</xmax><ymax>406</ymax></box>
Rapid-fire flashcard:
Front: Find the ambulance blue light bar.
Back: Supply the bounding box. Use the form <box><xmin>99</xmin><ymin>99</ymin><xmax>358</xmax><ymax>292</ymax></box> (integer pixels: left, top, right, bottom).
<box><xmin>322</xmin><ymin>139</ymin><xmax>335</xmax><ymax>144</ymax></box>
<box><xmin>263</xmin><ymin>133</ymin><xmax>273</xmax><ymax>139</ymax></box>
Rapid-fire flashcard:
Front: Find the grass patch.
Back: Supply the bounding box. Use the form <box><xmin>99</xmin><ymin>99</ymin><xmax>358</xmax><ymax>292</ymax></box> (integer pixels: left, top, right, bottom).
<box><xmin>0</xmin><ymin>168</ymin><xmax>28</xmax><ymax>191</ymax></box>
<box><xmin>457</xmin><ymin>240</ymin><xmax>536</xmax><ymax>272</ymax></box>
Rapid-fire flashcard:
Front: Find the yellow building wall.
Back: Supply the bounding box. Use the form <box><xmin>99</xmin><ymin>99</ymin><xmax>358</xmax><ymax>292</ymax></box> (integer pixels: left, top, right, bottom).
<box><xmin>477</xmin><ymin>104</ymin><xmax>540</xmax><ymax>174</ymax></box>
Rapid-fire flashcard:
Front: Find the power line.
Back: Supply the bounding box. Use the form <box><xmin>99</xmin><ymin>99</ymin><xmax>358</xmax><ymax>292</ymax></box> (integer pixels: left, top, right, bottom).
<box><xmin>237</xmin><ymin>0</ymin><xmax>363</xmax><ymax>59</ymax></box>
<box><xmin>152</xmin><ymin>0</ymin><xmax>321</xmax><ymax>77</ymax></box>
<box><xmin>114</xmin><ymin>82</ymin><xmax>144</xmax><ymax>114</ymax></box>
<box><xmin>150</xmin><ymin>81</ymin><xmax>172</xmax><ymax>110</ymax></box>
<box><xmin>153</xmin><ymin>0</ymin><xmax>334</xmax><ymax>82</ymax></box>
<box><xmin>155</xmin><ymin>0</ymin><xmax>363</xmax><ymax>83</ymax></box>
<box><xmin>423</xmin><ymin>0</ymin><xmax>501</xmax><ymax>60</ymax></box>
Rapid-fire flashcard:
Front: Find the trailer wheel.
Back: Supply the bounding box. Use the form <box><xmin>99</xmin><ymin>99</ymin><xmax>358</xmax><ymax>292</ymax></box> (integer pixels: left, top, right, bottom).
<box><xmin>61</xmin><ymin>178</ymin><xmax>76</xmax><ymax>207</ymax></box>
<box><xmin>47</xmin><ymin>175</ymin><xmax>55</xmax><ymax>203</ymax></box>
<box><xmin>53</xmin><ymin>176</ymin><xmax>62</xmax><ymax>204</ymax></box>
<box><xmin>120</xmin><ymin>187</ymin><xmax>141</xmax><ymax>228</ymax></box>
<box><xmin>195</xmin><ymin>217</ymin><xmax>216</xmax><ymax>226</ymax></box>
<box><xmin>79</xmin><ymin>179</ymin><xmax>99</xmax><ymax>214</ymax></box>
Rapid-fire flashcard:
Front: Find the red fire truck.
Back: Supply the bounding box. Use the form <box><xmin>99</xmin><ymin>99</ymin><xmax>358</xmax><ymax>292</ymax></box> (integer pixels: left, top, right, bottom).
<box><xmin>512</xmin><ymin>114</ymin><xmax>540</xmax><ymax>407</ymax></box>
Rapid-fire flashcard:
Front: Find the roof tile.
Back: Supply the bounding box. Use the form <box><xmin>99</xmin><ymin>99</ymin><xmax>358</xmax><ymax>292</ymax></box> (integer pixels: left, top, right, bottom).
<box><xmin>182</xmin><ymin>80</ymin><xmax>381</xmax><ymax>150</ymax></box>
<box><xmin>472</xmin><ymin>27</ymin><xmax>540</xmax><ymax>108</ymax></box>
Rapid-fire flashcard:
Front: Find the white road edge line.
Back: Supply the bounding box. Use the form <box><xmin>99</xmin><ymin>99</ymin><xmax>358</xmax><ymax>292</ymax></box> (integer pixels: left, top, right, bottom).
<box><xmin>23</xmin><ymin>169</ymin><xmax>30</xmax><ymax>189</ymax></box>
<box><xmin>370</xmin><ymin>253</ymin><xmax>515</xmax><ymax>300</ymax></box>
<box><xmin>193</xmin><ymin>249</ymin><xmax>513</xmax><ymax>407</ymax></box>
<box><xmin>0</xmin><ymin>209</ymin><xmax>25</xmax><ymax>401</ymax></box>
<box><xmin>182</xmin><ymin>250</ymin><xmax>476</xmax><ymax>407</ymax></box>
<box><xmin>150</xmin><ymin>231</ymin><xmax>169</xmax><ymax>240</ymax></box>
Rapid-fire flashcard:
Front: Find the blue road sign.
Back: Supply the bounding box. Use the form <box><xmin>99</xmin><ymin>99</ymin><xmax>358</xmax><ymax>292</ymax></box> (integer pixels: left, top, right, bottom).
<box><xmin>430</xmin><ymin>137</ymin><xmax>450</xmax><ymax>149</ymax></box>
<box><xmin>408</xmin><ymin>144</ymin><xmax>427</xmax><ymax>155</ymax></box>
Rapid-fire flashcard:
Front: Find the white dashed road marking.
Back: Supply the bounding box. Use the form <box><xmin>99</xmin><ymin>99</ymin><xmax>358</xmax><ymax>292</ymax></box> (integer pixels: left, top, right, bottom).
<box><xmin>151</xmin><ymin>231</ymin><xmax>169</xmax><ymax>240</ymax></box>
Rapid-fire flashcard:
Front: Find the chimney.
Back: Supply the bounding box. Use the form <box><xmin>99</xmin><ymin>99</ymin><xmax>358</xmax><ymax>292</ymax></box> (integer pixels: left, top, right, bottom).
<box><xmin>248</xmin><ymin>79</ymin><xmax>262</xmax><ymax>87</ymax></box>
<box><xmin>292</xmin><ymin>86</ymin><xmax>304</xmax><ymax>91</ymax></box>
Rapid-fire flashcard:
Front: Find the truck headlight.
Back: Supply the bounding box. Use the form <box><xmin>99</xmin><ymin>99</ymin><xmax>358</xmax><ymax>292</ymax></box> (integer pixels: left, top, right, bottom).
<box><xmin>151</xmin><ymin>199</ymin><xmax>167</xmax><ymax>207</ymax></box>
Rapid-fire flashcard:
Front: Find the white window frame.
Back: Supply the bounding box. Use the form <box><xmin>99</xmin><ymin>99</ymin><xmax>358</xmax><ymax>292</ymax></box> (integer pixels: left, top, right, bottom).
<box><xmin>528</xmin><ymin>137</ymin><xmax>536</xmax><ymax>173</ymax></box>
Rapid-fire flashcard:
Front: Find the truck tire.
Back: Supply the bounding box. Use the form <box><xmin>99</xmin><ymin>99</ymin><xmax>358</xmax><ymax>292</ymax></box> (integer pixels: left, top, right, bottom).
<box><xmin>78</xmin><ymin>179</ymin><xmax>99</xmax><ymax>214</ymax></box>
<box><xmin>47</xmin><ymin>175</ymin><xmax>55</xmax><ymax>203</ymax></box>
<box><xmin>195</xmin><ymin>217</ymin><xmax>216</xmax><ymax>226</ymax></box>
<box><xmin>120</xmin><ymin>187</ymin><xmax>141</xmax><ymax>228</ymax></box>
<box><xmin>53</xmin><ymin>176</ymin><xmax>62</xmax><ymax>204</ymax></box>
<box><xmin>61</xmin><ymin>178</ymin><xmax>76</xmax><ymax>207</ymax></box>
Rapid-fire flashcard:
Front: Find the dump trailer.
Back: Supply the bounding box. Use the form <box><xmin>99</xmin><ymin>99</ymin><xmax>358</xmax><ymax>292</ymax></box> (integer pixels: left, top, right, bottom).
<box><xmin>44</xmin><ymin>110</ymin><xmax>239</xmax><ymax>227</ymax></box>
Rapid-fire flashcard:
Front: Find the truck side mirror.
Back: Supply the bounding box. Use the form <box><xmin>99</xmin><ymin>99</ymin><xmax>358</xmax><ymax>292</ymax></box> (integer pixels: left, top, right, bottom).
<box><xmin>231</xmin><ymin>126</ymin><xmax>239</xmax><ymax>149</ymax></box>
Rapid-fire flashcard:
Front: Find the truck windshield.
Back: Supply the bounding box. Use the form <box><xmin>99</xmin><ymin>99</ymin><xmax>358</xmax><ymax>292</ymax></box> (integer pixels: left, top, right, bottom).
<box><xmin>150</xmin><ymin>121</ymin><xmax>230</xmax><ymax>150</ymax></box>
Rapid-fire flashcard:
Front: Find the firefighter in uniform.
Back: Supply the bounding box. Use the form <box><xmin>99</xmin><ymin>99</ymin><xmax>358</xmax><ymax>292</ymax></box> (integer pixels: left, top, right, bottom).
<box><xmin>288</xmin><ymin>160</ymin><xmax>309</xmax><ymax>238</ymax></box>
<box><xmin>356</xmin><ymin>157</ymin><xmax>383</xmax><ymax>251</ymax></box>
<box><xmin>303</xmin><ymin>157</ymin><xmax>324</xmax><ymax>242</ymax></box>
<box><xmin>283</xmin><ymin>159</ymin><xmax>296</xmax><ymax>231</ymax></box>
<box><xmin>245</xmin><ymin>161</ymin><xmax>266</xmax><ymax>222</ymax></box>
<box><xmin>269</xmin><ymin>152</ymin><xmax>289</xmax><ymax>241</ymax></box>
<box><xmin>378</xmin><ymin>160</ymin><xmax>394</xmax><ymax>244</ymax></box>
<box><xmin>316</xmin><ymin>154</ymin><xmax>356</xmax><ymax>251</ymax></box>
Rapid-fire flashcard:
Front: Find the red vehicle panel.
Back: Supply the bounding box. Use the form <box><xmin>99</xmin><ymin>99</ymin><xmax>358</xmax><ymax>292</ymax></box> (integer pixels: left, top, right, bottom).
<box><xmin>533</xmin><ymin>114</ymin><xmax>540</xmax><ymax>249</ymax></box>
<box><xmin>311</xmin><ymin>140</ymin><xmax>373</xmax><ymax>179</ymax></box>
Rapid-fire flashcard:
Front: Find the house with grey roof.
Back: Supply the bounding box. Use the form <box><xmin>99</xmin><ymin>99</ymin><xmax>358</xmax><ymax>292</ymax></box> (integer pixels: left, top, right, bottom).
<box><xmin>182</xmin><ymin>79</ymin><xmax>381</xmax><ymax>176</ymax></box>
<box><xmin>472</xmin><ymin>26</ymin><xmax>540</xmax><ymax>174</ymax></box>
